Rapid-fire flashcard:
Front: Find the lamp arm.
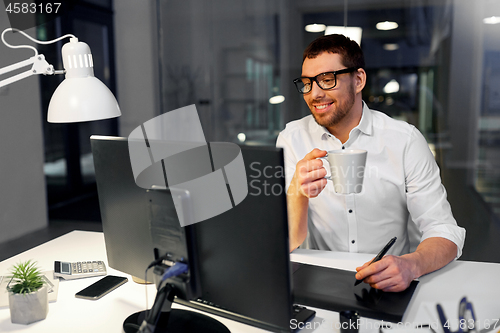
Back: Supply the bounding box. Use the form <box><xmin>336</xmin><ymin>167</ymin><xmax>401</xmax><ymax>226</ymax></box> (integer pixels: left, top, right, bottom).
<box><xmin>0</xmin><ymin>28</ymin><xmax>75</xmax><ymax>88</ymax></box>
<box><xmin>0</xmin><ymin>54</ymin><xmax>56</xmax><ymax>88</ymax></box>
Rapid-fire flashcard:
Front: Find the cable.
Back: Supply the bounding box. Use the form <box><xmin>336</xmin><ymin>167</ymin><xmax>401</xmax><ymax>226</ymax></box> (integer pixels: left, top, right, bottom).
<box><xmin>141</xmin><ymin>256</ymin><xmax>167</xmax><ymax>313</ymax></box>
<box><xmin>146</xmin><ymin>257</ymin><xmax>164</xmax><ymax>270</ymax></box>
<box><xmin>161</xmin><ymin>262</ymin><xmax>188</xmax><ymax>282</ymax></box>
<box><xmin>1</xmin><ymin>28</ymin><xmax>77</xmax><ymax>56</ymax></box>
<box><xmin>142</xmin><ymin>256</ymin><xmax>165</xmax><ymax>313</ymax></box>
<box><xmin>144</xmin><ymin>267</ymin><xmax>150</xmax><ymax>317</ymax></box>
<box><xmin>142</xmin><ymin>257</ymin><xmax>163</xmax><ymax>319</ymax></box>
<box><xmin>135</xmin><ymin>261</ymin><xmax>189</xmax><ymax>333</ymax></box>
<box><xmin>141</xmin><ymin>258</ymin><xmax>188</xmax><ymax>318</ymax></box>
<box><xmin>344</xmin><ymin>0</ymin><xmax>348</xmax><ymax>27</ymax></box>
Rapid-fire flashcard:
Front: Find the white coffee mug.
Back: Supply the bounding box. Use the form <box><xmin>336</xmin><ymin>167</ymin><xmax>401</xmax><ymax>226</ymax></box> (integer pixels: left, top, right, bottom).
<box><xmin>318</xmin><ymin>149</ymin><xmax>367</xmax><ymax>194</ymax></box>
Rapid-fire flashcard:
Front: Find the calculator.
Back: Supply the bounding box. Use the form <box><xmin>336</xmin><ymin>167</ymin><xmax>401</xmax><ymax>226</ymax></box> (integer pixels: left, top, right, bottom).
<box><xmin>54</xmin><ymin>261</ymin><xmax>107</xmax><ymax>280</ymax></box>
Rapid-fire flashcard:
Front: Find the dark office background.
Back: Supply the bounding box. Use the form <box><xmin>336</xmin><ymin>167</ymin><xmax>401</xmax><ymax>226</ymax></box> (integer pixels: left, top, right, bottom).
<box><xmin>1</xmin><ymin>0</ymin><xmax>499</xmax><ymax>263</ymax></box>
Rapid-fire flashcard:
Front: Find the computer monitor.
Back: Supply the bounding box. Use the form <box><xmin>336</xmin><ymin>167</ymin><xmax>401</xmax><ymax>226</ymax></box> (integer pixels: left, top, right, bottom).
<box><xmin>91</xmin><ymin>136</ymin><xmax>296</xmax><ymax>332</ymax></box>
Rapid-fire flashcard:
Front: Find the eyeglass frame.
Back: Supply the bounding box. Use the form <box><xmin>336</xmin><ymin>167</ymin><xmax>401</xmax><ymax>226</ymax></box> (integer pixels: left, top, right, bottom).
<box><xmin>293</xmin><ymin>67</ymin><xmax>358</xmax><ymax>94</ymax></box>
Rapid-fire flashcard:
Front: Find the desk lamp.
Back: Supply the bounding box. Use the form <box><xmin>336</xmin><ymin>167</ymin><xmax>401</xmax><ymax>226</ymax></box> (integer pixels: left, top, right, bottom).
<box><xmin>0</xmin><ymin>28</ymin><xmax>121</xmax><ymax>122</ymax></box>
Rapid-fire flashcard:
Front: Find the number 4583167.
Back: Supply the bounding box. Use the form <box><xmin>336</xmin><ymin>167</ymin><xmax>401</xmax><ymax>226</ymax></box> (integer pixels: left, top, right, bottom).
<box><xmin>5</xmin><ymin>3</ymin><xmax>61</xmax><ymax>14</ymax></box>
<box><xmin>444</xmin><ymin>319</ymin><xmax>499</xmax><ymax>331</ymax></box>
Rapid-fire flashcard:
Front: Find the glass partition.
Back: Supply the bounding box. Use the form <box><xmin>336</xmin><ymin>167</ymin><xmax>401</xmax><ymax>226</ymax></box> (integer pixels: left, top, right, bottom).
<box><xmin>157</xmin><ymin>0</ymin><xmax>284</xmax><ymax>144</ymax></box>
<box><xmin>156</xmin><ymin>0</ymin><xmax>500</xmax><ymax>261</ymax></box>
<box><xmin>475</xmin><ymin>0</ymin><xmax>500</xmax><ymax>218</ymax></box>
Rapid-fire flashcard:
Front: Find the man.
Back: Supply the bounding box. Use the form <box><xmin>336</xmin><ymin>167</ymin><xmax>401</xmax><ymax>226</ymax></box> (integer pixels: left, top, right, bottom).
<box><xmin>276</xmin><ymin>34</ymin><xmax>465</xmax><ymax>292</ymax></box>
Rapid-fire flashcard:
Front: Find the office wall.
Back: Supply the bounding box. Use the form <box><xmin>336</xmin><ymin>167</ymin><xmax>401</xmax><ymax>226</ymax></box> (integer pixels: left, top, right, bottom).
<box><xmin>114</xmin><ymin>0</ymin><xmax>160</xmax><ymax>137</ymax></box>
<box><xmin>0</xmin><ymin>6</ymin><xmax>48</xmax><ymax>243</ymax></box>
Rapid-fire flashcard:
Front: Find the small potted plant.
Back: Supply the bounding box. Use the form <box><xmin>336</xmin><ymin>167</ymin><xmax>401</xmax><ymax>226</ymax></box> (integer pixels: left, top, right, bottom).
<box><xmin>7</xmin><ymin>260</ymin><xmax>48</xmax><ymax>325</ymax></box>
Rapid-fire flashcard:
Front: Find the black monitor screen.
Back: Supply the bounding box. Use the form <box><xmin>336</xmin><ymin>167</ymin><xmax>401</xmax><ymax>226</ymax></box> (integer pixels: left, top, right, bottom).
<box><xmin>91</xmin><ymin>136</ymin><xmax>293</xmax><ymax>332</ymax></box>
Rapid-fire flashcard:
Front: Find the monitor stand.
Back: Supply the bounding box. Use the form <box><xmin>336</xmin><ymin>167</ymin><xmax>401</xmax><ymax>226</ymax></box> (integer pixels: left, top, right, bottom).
<box><xmin>122</xmin><ymin>284</ymin><xmax>230</xmax><ymax>333</ymax></box>
<box><xmin>123</xmin><ymin>309</ymin><xmax>230</xmax><ymax>333</ymax></box>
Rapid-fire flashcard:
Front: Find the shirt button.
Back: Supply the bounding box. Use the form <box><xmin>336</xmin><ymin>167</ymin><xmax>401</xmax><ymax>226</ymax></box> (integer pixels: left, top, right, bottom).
<box><xmin>349</xmin><ymin>209</ymin><xmax>353</xmax><ymax>213</ymax></box>
<box><xmin>342</xmin><ymin>146</ymin><xmax>345</xmax><ymax>149</ymax></box>
<box><xmin>351</xmin><ymin>240</ymin><xmax>355</xmax><ymax>244</ymax></box>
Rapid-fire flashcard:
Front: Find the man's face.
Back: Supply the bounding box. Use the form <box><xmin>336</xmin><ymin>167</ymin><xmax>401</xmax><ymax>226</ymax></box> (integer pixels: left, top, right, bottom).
<box><xmin>301</xmin><ymin>52</ymin><xmax>357</xmax><ymax>128</ymax></box>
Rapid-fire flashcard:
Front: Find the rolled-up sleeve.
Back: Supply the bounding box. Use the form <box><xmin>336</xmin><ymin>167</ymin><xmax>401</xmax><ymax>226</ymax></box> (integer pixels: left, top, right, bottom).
<box><xmin>404</xmin><ymin>127</ymin><xmax>466</xmax><ymax>258</ymax></box>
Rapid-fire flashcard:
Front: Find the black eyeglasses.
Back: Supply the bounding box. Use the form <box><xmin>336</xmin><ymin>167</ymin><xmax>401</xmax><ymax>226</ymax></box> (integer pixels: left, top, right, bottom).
<box><xmin>293</xmin><ymin>67</ymin><xmax>358</xmax><ymax>94</ymax></box>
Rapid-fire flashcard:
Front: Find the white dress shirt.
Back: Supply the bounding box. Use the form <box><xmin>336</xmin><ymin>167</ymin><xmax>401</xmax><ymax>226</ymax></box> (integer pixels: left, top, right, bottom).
<box><xmin>276</xmin><ymin>103</ymin><xmax>466</xmax><ymax>257</ymax></box>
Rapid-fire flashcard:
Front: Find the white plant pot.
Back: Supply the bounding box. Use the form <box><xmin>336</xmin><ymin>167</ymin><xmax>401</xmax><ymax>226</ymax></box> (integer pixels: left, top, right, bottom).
<box><xmin>8</xmin><ymin>285</ymin><xmax>49</xmax><ymax>325</ymax></box>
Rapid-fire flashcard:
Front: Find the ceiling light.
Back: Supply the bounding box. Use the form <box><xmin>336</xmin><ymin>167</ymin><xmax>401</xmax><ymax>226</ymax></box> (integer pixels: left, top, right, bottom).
<box><xmin>483</xmin><ymin>16</ymin><xmax>500</xmax><ymax>24</ymax></box>
<box><xmin>269</xmin><ymin>95</ymin><xmax>285</xmax><ymax>105</ymax></box>
<box><xmin>324</xmin><ymin>26</ymin><xmax>363</xmax><ymax>45</ymax></box>
<box><xmin>383</xmin><ymin>43</ymin><xmax>399</xmax><ymax>51</ymax></box>
<box><xmin>305</xmin><ymin>24</ymin><xmax>326</xmax><ymax>33</ymax></box>
<box><xmin>376</xmin><ymin>21</ymin><xmax>399</xmax><ymax>31</ymax></box>
<box><xmin>237</xmin><ymin>133</ymin><xmax>246</xmax><ymax>142</ymax></box>
<box><xmin>383</xmin><ymin>79</ymin><xmax>400</xmax><ymax>94</ymax></box>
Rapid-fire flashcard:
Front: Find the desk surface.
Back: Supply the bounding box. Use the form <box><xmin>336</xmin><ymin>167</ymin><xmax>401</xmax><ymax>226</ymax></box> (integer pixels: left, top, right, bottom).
<box><xmin>292</xmin><ymin>249</ymin><xmax>500</xmax><ymax>330</ymax></box>
<box><xmin>1</xmin><ymin>231</ymin><xmax>499</xmax><ymax>333</ymax></box>
<box><xmin>0</xmin><ymin>231</ymin><xmax>269</xmax><ymax>333</ymax></box>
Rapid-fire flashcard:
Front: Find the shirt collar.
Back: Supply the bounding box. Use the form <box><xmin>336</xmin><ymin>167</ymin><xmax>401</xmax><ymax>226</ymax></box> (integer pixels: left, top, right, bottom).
<box><xmin>308</xmin><ymin>117</ymin><xmax>331</xmax><ymax>140</ymax></box>
<box><xmin>356</xmin><ymin>101</ymin><xmax>373</xmax><ymax>136</ymax></box>
<box><xmin>311</xmin><ymin>101</ymin><xmax>373</xmax><ymax>140</ymax></box>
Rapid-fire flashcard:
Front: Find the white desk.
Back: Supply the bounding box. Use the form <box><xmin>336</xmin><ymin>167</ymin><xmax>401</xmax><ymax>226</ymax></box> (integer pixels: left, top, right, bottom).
<box><xmin>291</xmin><ymin>250</ymin><xmax>500</xmax><ymax>333</ymax></box>
<box><xmin>1</xmin><ymin>231</ymin><xmax>499</xmax><ymax>333</ymax></box>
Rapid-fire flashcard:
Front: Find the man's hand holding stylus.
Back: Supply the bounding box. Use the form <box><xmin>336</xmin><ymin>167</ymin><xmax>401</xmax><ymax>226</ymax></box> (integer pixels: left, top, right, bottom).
<box><xmin>355</xmin><ymin>237</ymin><xmax>458</xmax><ymax>292</ymax></box>
<box><xmin>355</xmin><ymin>255</ymin><xmax>419</xmax><ymax>292</ymax></box>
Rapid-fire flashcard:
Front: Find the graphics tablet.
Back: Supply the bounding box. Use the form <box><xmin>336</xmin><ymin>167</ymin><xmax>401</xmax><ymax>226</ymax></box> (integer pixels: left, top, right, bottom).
<box><xmin>292</xmin><ymin>262</ymin><xmax>419</xmax><ymax>322</ymax></box>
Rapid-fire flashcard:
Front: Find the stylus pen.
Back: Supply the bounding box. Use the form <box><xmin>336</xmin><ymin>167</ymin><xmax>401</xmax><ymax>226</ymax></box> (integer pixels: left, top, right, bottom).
<box><xmin>354</xmin><ymin>236</ymin><xmax>397</xmax><ymax>286</ymax></box>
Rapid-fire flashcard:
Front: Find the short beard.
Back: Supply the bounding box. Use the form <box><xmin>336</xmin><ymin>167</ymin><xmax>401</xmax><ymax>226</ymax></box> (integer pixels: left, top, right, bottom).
<box><xmin>311</xmin><ymin>82</ymin><xmax>356</xmax><ymax>128</ymax></box>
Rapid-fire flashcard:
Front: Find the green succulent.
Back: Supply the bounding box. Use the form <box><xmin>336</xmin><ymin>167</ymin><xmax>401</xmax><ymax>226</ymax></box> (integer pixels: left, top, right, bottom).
<box><xmin>7</xmin><ymin>260</ymin><xmax>44</xmax><ymax>295</ymax></box>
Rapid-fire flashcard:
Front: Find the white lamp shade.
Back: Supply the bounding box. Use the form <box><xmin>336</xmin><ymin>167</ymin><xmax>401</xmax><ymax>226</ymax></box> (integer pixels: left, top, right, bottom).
<box><xmin>47</xmin><ymin>76</ymin><xmax>121</xmax><ymax>123</ymax></box>
<box><xmin>47</xmin><ymin>37</ymin><xmax>121</xmax><ymax>123</ymax></box>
